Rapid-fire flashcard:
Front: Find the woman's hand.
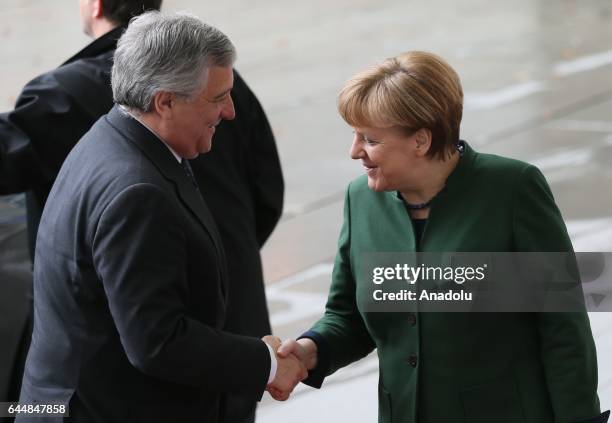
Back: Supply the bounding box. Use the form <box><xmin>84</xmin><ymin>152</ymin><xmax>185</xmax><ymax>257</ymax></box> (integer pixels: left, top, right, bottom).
<box><xmin>277</xmin><ymin>338</ymin><xmax>318</xmax><ymax>371</ymax></box>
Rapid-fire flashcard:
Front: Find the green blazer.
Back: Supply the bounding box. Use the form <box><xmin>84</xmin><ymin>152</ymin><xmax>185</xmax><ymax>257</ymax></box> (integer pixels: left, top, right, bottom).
<box><xmin>308</xmin><ymin>143</ymin><xmax>604</xmax><ymax>423</ymax></box>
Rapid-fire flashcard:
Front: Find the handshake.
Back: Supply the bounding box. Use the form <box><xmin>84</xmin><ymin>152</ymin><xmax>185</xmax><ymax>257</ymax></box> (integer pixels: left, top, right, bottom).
<box><xmin>261</xmin><ymin>336</ymin><xmax>318</xmax><ymax>401</ymax></box>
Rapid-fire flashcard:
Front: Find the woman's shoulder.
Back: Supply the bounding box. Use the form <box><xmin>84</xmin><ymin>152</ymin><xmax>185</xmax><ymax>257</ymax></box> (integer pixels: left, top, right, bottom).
<box><xmin>470</xmin><ymin>150</ymin><xmax>544</xmax><ymax>187</ymax></box>
<box><xmin>473</xmin><ymin>150</ymin><xmax>532</xmax><ymax>173</ymax></box>
<box><xmin>345</xmin><ymin>175</ymin><xmax>400</xmax><ymax>207</ymax></box>
<box><xmin>347</xmin><ymin>174</ymin><xmax>370</xmax><ymax>194</ymax></box>
<box><xmin>346</xmin><ymin>174</ymin><xmax>390</xmax><ymax>198</ymax></box>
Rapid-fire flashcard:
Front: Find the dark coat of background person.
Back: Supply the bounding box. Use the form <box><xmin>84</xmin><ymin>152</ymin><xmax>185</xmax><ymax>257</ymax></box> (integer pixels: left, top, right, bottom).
<box><xmin>193</xmin><ymin>72</ymin><xmax>282</xmax><ymax>344</ymax></box>
<box><xmin>191</xmin><ymin>71</ymin><xmax>284</xmax><ymax>422</ymax></box>
<box><xmin>0</xmin><ymin>24</ymin><xmax>283</xmax><ymax>419</ymax></box>
<box><xmin>0</xmin><ymin>27</ymin><xmax>123</xmax><ymax>409</ymax></box>
<box><xmin>16</xmin><ymin>105</ymin><xmax>272</xmax><ymax>423</ymax></box>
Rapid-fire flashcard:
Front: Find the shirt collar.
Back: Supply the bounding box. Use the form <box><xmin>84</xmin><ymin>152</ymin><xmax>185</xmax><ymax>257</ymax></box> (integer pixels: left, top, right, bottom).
<box><xmin>118</xmin><ymin>106</ymin><xmax>182</xmax><ymax>163</ymax></box>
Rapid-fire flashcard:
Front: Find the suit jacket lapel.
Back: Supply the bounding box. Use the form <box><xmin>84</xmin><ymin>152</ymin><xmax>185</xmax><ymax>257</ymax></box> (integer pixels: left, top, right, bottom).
<box><xmin>105</xmin><ymin>106</ymin><xmax>229</xmax><ymax>296</ymax></box>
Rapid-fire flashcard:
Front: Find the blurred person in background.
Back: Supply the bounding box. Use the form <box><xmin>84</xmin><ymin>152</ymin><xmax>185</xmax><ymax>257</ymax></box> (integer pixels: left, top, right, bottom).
<box><xmin>0</xmin><ymin>2</ymin><xmax>283</xmax><ymax>422</ymax></box>
<box><xmin>0</xmin><ymin>0</ymin><xmax>162</xmax><ymax>261</ymax></box>
<box><xmin>192</xmin><ymin>63</ymin><xmax>284</xmax><ymax>423</ymax></box>
<box><xmin>0</xmin><ymin>0</ymin><xmax>162</xmax><ymax>410</ymax></box>
<box><xmin>274</xmin><ymin>51</ymin><xmax>609</xmax><ymax>423</ymax></box>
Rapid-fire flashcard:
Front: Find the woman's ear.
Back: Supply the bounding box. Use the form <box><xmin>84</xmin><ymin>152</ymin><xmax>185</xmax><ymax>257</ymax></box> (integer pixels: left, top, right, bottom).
<box><xmin>414</xmin><ymin>128</ymin><xmax>432</xmax><ymax>157</ymax></box>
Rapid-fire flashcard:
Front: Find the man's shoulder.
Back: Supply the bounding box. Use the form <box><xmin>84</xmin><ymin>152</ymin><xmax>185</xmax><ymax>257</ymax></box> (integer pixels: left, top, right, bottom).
<box><xmin>60</xmin><ymin>119</ymin><xmax>174</xmax><ymax>211</ymax></box>
<box><xmin>57</xmin><ymin>50</ymin><xmax>114</xmax><ymax>79</ymax></box>
<box><xmin>18</xmin><ymin>50</ymin><xmax>114</xmax><ymax>105</ymax></box>
<box><xmin>76</xmin><ymin>114</ymin><xmax>151</xmax><ymax>170</ymax></box>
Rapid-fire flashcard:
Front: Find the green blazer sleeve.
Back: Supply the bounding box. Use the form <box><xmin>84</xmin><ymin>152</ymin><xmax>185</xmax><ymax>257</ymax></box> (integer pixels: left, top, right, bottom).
<box><xmin>310</xmin><ymin>186</ymin><xmax>376</xmax><ymax>375</ymax></box>
<box><xmin>514</xmin><ymin>165</ymin><xmax>602</xmax><ymax>422</ymax></box>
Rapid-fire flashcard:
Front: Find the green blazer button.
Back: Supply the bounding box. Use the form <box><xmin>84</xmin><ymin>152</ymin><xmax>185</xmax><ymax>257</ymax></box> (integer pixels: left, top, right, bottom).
<box><xmin>408</xmin><ymin>353</ymin><xmax>418</xmax><ymax>367</ymax></box>
<box><xmin>407</xmin><ymin>313</ymin><xmax>417</xmax><ymax>326</ymax></box>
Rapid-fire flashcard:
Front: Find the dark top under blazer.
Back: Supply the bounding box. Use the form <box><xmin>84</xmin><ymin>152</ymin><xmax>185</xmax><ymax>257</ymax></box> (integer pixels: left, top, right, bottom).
<box><xmin>17</xmin><ymin>106</ymin><xmax>270</xmax><ymax>423</ymax></box>
<box><xmin>304</xmin><ymin>142</ymin><xmax>606</xmax><ymax>423</ymax></box>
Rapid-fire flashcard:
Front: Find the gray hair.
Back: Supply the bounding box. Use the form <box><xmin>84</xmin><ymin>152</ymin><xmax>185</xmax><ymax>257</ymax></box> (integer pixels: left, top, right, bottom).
<box><xmin>111</xmin><ymin>11</ymin><xmax>236</xmax><ymax>112</ymax></box>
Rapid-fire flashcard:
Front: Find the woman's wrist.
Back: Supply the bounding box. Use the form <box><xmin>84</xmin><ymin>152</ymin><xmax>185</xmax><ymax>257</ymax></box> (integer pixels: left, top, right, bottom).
<box><xmin>297</xmin><ymin>338</ymin><xmax>318</xmax><ymax>370</ymax></box>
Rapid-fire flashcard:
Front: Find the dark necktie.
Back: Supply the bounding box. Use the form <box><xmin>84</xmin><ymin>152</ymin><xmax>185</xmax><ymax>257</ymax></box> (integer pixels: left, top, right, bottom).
<box><xmin>181</xmin><ymin>159</ymin><xmax>200</xmax><ymax>191</ymax></box>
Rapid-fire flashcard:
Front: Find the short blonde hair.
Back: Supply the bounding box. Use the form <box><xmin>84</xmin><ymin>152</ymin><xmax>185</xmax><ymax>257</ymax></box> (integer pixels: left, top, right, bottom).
<box><xmin>338</xmin><ymin>51</ymin><xmax>463</xmax><ymax>159</ymax></box>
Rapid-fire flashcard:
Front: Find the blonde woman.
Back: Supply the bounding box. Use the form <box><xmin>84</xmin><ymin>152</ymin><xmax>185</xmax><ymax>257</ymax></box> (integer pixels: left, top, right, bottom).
<box><xmin>276</xmin><ymin>51</ymin><xmax>608</xmax><ymax>423</ymax></box>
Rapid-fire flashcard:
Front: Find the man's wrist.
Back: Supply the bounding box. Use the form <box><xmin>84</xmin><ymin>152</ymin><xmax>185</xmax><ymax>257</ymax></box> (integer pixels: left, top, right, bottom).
<box><xmin>265</xmin><ymin>342</ymin><xmax>278</xmax><ymax>384</ymax></box>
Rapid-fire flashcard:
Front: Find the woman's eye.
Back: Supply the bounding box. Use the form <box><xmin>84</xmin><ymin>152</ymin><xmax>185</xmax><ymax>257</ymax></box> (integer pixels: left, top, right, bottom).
<box><xmin>353</xmin><ymin>131</ymin><xmax>379</xmax><ymax>145</ymax></box>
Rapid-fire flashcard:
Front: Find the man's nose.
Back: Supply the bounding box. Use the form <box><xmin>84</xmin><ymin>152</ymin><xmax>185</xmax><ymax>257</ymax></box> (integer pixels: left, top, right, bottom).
<box><xmin>222</xmin><ymin>94</ymin><xmax>235</xmax><ymax>120</ymax></box>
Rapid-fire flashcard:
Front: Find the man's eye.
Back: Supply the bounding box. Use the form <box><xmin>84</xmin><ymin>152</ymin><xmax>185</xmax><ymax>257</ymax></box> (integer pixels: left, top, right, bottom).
<box><xmin>364</xmin><ymin>138</ymin><xmax>379</xmax><ymax>145</ymax></box>
<box><xmin>211</xmin><ymin>93</ymin><xmax>230</xmax><ymax>103</ymax></box>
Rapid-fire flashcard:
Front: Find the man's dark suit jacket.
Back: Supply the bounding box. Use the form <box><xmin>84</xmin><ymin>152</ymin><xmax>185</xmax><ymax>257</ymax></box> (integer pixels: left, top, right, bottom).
<box><xmin>17</xmin><ymin>106</ymin><xmax>271</xmax><ymax>423</ymax></box>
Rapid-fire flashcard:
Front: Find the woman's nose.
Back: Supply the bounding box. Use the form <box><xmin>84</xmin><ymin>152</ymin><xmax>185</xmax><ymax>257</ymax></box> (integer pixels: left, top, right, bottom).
<box><xmin>349</xmin><ymin>136</ymin><xmax>364</xmax><ymax>160</ymax></box>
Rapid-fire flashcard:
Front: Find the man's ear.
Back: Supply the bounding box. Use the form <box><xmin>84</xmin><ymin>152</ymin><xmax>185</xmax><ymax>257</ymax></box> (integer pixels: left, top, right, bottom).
<box><xmin>151</xmin><ymin>91</ymin><xmax>175</xmax><ymax>118</ymax></box>
<box><xmin>92</xmin><ymin>0</ymin><xmax>104</xmax><ymax>19</ymax></box>
<box><xmin>414</xmin><ymin>128</ymin><xmax>432</xmax><ymax>157</ymax></box>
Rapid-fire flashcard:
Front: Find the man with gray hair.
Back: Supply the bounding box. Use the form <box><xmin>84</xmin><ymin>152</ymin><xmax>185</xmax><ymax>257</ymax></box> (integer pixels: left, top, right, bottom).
<box><xmin>16</xmin><ymin>12</ymin><xmax>304</xmax><ymax>423</ymax></box>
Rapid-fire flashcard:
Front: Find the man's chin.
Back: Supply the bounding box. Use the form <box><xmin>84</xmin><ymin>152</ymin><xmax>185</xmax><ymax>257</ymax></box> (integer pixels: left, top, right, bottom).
<box><xmin>196</xmin><ymin>138</ymin><xmax>214</xmax><ymax>155</ymax></box>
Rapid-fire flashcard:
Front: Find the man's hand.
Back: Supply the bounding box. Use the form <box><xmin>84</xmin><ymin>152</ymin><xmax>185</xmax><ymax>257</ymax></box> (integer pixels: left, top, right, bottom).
<box><xmin>266</xmin><ymin>338</ymin><xmax>319</xmax><ymax>401</ymax></box>
<box><xmin>262</xmin><ymin>336</ymin><xmax>309</xmax><ymax>401</ymax></box>
<box><xmin>267</xmin><ymin>350</ymin><xmax>308</xmax><ymax>400</ymax></box>
<box><xmin>262</xmin><ymin>335</ymin><xmax>282</xmax><ymax>351</ymax></box>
